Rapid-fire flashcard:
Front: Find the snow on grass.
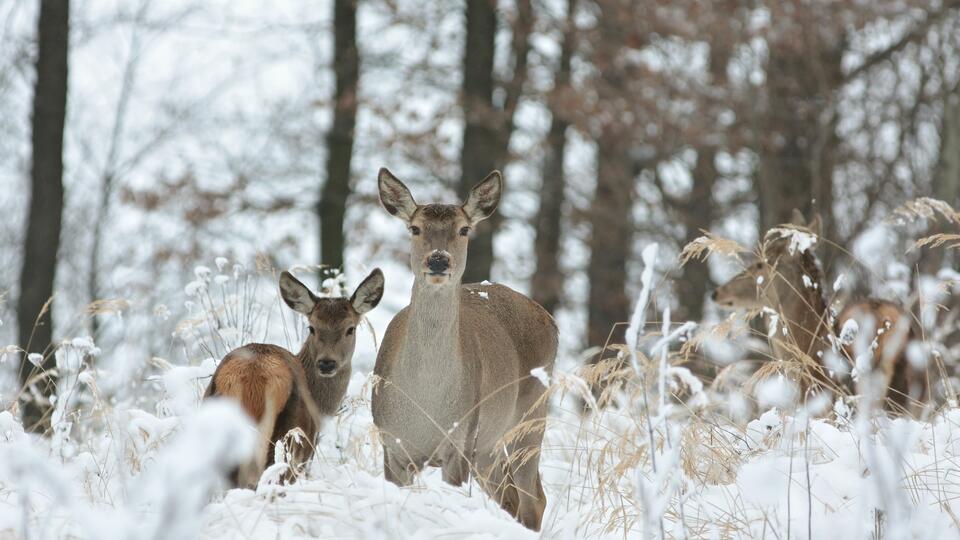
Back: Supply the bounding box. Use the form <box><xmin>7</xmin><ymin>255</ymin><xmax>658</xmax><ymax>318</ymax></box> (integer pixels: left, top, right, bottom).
<box><xmin>4</xmin><ymin>343</ymin><xmax>960</xmax><ymax>538</ymax></box>
<box><xmin>1</xmin><ymin>260</ymin><xmax>959</xmax><ymax>539</ymax></box>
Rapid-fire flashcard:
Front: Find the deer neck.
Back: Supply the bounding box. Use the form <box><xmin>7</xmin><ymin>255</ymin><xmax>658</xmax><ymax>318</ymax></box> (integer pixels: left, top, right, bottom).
<box><xmin>403</xmin><ymin>278</ymin><xmax>463</xmax><ymax>371</ymax></box>
<box><xmin>296</xmin><ymin>344</ymin><xmax>351</xmax><ymax>416</ymax></box>
<box><xmin>765</xmin><ymin>263</ymin><xmax>830</xmax><ymax>358</ymax></box>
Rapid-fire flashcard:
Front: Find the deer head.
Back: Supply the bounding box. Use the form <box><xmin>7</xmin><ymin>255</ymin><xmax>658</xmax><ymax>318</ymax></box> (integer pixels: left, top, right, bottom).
<box><xmin>377</xmin><ymin>167</ymin><xmax>501</xmax><ymax>287</ymax></box>
<box><xmin>712</xmin><ymin>210</ymin><xmax>822</xmax><ymax>310</ymax></box>
<box><xmin>279</xmin><ymin>268</ymin><xmax>384</xmax><ymax>377</ymax></box>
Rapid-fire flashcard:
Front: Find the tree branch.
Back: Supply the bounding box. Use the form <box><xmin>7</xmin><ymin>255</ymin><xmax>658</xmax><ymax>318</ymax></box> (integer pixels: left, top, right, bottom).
<box><xmin>844</xmin><ymin>0</ymin><xmax>960</xmax><ymax>83</ymax></box>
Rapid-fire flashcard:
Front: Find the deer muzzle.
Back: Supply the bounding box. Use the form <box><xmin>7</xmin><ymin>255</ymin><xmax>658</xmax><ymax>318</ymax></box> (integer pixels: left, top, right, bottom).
<box><xmin>317</xmin><ymin>358</ymin><xmax>338</xmax><ymax>376</ymax></box>
<box><xmin>426</xmin><ymin>250</ymin><xmax>451</xmax><ymax>275</ymax></box>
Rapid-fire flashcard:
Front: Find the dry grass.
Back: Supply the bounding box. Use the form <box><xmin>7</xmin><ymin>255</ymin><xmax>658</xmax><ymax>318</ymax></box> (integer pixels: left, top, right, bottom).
<box><xmin>679</xmin><ymin>231</ymin><xmax>748</xmax><ymax>267</ymax></box>
<box><xmin>3</xmin><ymin>200</ymin><xmax>960</xmax><ymax>538</ymax></box>
<box><xmin>892</xmin><ymin>198</ymin><xmax>960</xmax><ymax>251</ymax></box>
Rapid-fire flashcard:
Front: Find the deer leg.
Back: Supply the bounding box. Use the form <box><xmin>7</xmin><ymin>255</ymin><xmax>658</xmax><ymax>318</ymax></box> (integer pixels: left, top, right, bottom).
<box><xmin>475</xmin><ymin>445</ymin><xmax>533</xmax><ymax>528</ymax></box>
<box><xmin>507</xmin><ymin>381</ymin><xmax>549</xmax><ymax>531</ymax></box>
<box><xmin>509</xmin><ymin>452</ymin><xmax>545</xmax><ymax>531</ymax></box>
<box><xmin>383</xmin><ymin>445</ymin><xmax>422</xmax><ymax>487</ymax></box>
<box><xmin>441</xmin><ymin>451</ymin><xmax>470</xmax><ymax>486</ymax></box>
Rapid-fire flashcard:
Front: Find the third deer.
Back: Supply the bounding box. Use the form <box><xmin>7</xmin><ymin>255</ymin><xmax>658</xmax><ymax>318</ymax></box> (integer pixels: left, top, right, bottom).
<box><xmin>712</xmin><ymin>211</ymin><xmax>927</xmax><ymax>415</ymax></box>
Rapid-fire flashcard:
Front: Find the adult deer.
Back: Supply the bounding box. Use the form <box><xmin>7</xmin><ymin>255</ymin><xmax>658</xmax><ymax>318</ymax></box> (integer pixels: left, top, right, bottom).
<box><xmin>204</xmin><ymin>268</ymin><xmax>384</xmax><ymax>487</ymax></box>
<box><xmin>373</xmin><ymin>168</ymin><xmax>557</xmax><ymax>530</ymax></box>
<box><xmin>712</xmin><ymin>211</ymin><xmax>926</xmax><ymax>415</ymax></box>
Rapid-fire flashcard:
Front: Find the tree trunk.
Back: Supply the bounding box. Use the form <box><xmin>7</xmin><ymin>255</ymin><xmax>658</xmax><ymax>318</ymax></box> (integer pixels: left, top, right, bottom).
<box><xmin>921</xmin><ymin>83</ymin><xmax>960</xmax><ymax>274</ymax></box>
<box><xmin>586</xmin><ymin>136</ymin><xmax>633</xmax><ymax>350</ymax></box>
<box><xmin>457</xmin><ymin>0</ymin><xmax>499</xmax><ymax>284</ymax></box>
<box><xmin>18</xmin><ymin>0</ymin><xmax>70</xmax><ymax>434</ymax></box>
<box><xmin>88</xmin><ymin>5</ymin><xmax>143</xmax><ymax>337</ymax></box>
<box><xmin>675</xmin><ymin>148</ymin><xmax>718</xmax><ymax>321</ymax></box>
<box><xmin>318</xmin><ymin>0</ymin><xmax>359</xmax><ymax>277</ymax></box>
<box><xmin>457</xmin><ymin>0</ymin><xmax>531</xmax><ymax>283</ymax></box>
<box><xmin>757</xmin><ymin>43</ymin><xmax>841</xmax><ymax>238</ymax></box>
<box><xmin>531</xmin><ymin>0</ymin><xmax>576</xmax><ymax>315</ymax></box>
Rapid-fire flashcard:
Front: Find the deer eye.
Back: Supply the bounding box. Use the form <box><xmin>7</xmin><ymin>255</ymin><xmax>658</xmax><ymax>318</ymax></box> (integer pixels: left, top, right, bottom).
<box><xmin>409</xmin><ymin>226</ymin><xmax>421</xmax><ymax>236</ymax></box>
<box><xmin>308</xmin><ymin>326</ymin><xmax>315</xmax><ymax>335</ymax></box>
<box><xmin>346</xmin><ymin>326</ymin><xmax>355</xmax><ymax>336</ymax></box>
<box><xmin>459</xmin><ymin>226</ymin><xmax>470</xmax><ymax>237</ymax></box>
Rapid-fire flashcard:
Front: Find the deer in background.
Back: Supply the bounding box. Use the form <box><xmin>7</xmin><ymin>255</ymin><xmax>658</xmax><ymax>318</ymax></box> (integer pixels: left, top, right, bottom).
<box><xmin>373</xmin><ymin>168</ymin><xmax>558</xmax><ymax>531</ymax></box>
<box><xmin>712</xmin><ymin>211</ymin><xmax>927</xmax><ymax>415</ymax></box>
<box><xmin>204</xmin><ymin>268</ymin><xmax>384</xmax><ymax>487</ymax></box>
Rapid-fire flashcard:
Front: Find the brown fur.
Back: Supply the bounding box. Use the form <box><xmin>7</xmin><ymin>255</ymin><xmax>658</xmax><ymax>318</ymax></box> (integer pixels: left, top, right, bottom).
<box><xmin>417</xmin><ymin>203</ymin><xmax>462</xmax><ymax>221</ymax></box>
<box><xmin>835</xmin><ymin>300</ymin><xmax>927</xmax><ymax>415</ymax></box>
<box><xmin>713</xmin><ymin>213</ymin><xmax>929</xmax><ymax>415</ymax></box>
<box><xmin>374</xmin><ymin>168</ymin><xmax>557</xmax><ymax>531</ymax></box>
<box><xmin>213</xmin><ymin>345</ymin><xmax>294</xmax><ymax>422</ymax></box>
<box><xmin>204</xmin><ymin>269</ymin><xmax>384</xmax><ymax>488</ymax></box>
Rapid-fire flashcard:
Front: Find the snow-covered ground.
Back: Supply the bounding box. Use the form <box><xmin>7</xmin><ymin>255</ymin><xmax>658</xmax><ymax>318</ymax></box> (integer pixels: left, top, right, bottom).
<box><xmin>1</xmin><ymin>255</ymin><xmax>959</xmax><ymax>539</ymax></box>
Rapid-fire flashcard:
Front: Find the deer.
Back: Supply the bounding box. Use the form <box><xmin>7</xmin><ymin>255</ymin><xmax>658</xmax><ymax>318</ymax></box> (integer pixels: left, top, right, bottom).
<box><xmin>711</xmin><ymin>210</ymin><xmax>927</xmax><ymax>415</ymax></box>
<box><xmin>372</xmin><ymin>168</ymin><xmax>558</xmax><ymax>531</ymax></box>
<box><xmin>204</xmin><ymin>268</ymin><xmax>384</xmax><ymax>487</ymax></box>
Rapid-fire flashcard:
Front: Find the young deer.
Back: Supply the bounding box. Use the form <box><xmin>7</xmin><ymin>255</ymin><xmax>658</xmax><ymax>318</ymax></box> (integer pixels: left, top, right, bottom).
<box><xmin>373</xmin><ymin>168</ymin><xmax>558</xmax><ymax>531</ymax></box>
<box><xmin>204</xmin><ymin>268</ymin><xmax>384</xmax><ymax>487</ymax></box>
<box><xmin>712</xmin><ymin>211</ymin><xmax>926</xmax><ymax>414</ymax></box>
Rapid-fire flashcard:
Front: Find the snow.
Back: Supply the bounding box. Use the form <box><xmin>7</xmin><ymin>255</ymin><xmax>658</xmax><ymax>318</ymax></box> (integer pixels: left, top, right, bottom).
<box><xmin>938</xmin><ymin>267</ymin><xmax>960</xmax><ymax>282</ymax></box>
<box><xmin>11</xmin><ymin>246</ymin><xmax>952</xmax><ymax>539</ymax></box>
<box><xmin>0</xmin><ymin>1</ymin><xmax>956</xmax><ymax>536</ymax></box>
<box><xmin>755</xmin><ymin>376</ymin><xmax>798</xmax><ymax>408</ymax></box>
<box><xmin>625</xmin><ymin>243</ymin><xmax>659</xmax><ymax>366</ymax></box>
<box><xmin>839</xmin><ymin>318</ymin><xmax>859</xmax><ymax>345</ymax></box>
<box><xmin>768</xmin><ymin>227</ymin><xmax>818</xmax><ymax>254</ymax></box>
<box><xmin>833</xmin><ymin>273</ymin><xmax>845</xmax><ymax>291</ymax></box>
<box><xmin>530</xmin><ymin>366</ymin><xmax>550</xmax><ymax>387</ymax></box>
<box><xmin>2</xmin><ymin>302</ymin><xmax>960</xmax><ymax>538</ymax></box>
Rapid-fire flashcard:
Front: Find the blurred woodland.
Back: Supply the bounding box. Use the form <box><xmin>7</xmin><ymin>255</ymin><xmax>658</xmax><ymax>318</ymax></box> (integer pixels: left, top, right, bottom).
<box><xmin>1</xmin><ymin>0</ymin><xmax>959</xmax><ymax>430</ymax></box>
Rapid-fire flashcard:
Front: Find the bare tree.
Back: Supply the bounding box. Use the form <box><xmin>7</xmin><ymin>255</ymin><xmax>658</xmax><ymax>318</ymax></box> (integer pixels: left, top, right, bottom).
<box><xmin>458</xmin><ymin>0</ymin><xmax>531</xmax><ymax>283</ymax></box>
<box><xmin>531</xmin><ymin>0</ymin><xmax>577</xmax><ymax>315</ymax></box>
<box><xmin>587</xmin><ymin>137</ymin><xmax>636</xmax><ymax>351</ymax></box>
<box><xmin>457</xmin><ymin>0</ymin><xmax>497</xmax><ymax>284</ymax></box>
<box><xmin>922</xmin><ymin>54</ymin><xmax>960</xmax><ymax>273</ymax></box>
<box><xmin>318</xmin><ymin>0</ymin><xmax>359</xmax><ymax>277</ymax></box>
<box><xmin>18</xmin><ymin>0</ymin><xmax>70</xmax><ymax>433</ymax></box>
<box><xmin>87</xmin><ymin>1</ymin><xmax>149</xmax><ymax>337</ymax></box>
<box><xmin>666</xmin><ymin>6</ymin><xmax>739</xmax><ymax>322</ymax></box>
<box><xmin>583</xmin><ymin>0</ymin><xmax>642</xmax><ymax>356</ymax></box>
<box><xmin>754</xmin><ymin>2</ymin><xmax>844</xmax><ymax>241</ymax></box>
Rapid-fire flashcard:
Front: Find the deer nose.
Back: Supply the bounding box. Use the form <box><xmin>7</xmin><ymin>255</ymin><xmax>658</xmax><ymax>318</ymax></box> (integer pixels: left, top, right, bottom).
<box><xmin>711</xmin><ymin>290</ymin><xmax>718</xmax><ymax>301</ymax></box>
<box><xmin>318</xmin><ymin>359</ymin><xmax>337</xmax><ymax>375</ymax></box>
<box><xmin>426</xmin><ymin>251</ymin><xmax>450</xmax><ymax>274</ymax></box>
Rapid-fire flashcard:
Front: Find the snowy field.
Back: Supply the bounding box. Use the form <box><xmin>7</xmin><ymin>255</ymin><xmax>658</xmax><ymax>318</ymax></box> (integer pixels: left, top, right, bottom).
<box><xmin>3</xmin><ymin>1</ymin><xmax>960</xmax><ymax>538</ymax></box>
<box><xmin>1</xmin><ymin>247</ymin><xmax>958</xmax><ymax>540</ymax></box>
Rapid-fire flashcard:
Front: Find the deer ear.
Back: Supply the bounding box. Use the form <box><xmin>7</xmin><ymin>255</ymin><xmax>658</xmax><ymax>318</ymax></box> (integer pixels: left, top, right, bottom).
<box><xmin>807</xmin><ymin>213</ymin><xmax>822</xmax><ymax>237</ymax></box>
<box><xmin>790</xmin><ymin>208</ymin><xmax>806</xmax><ymax>226</ymax></box>
<box><xmin>462</xmin><ymin>170</ymin><xmax>502</xmax><ymax>225</ymax></box>
<box><xmin>378</xmin><ymin>168</ymin><xmax>418</xmax><ymax>224</ymax></box>
<box><xmin>279</xmin><ymin>271</ymin><xmax>317</xmax><ymax>315</ymax></box>
<box><xmin>350</xmin><ymin>268</ymin><xmax>384</xmax><ymax>315</ymax></box>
